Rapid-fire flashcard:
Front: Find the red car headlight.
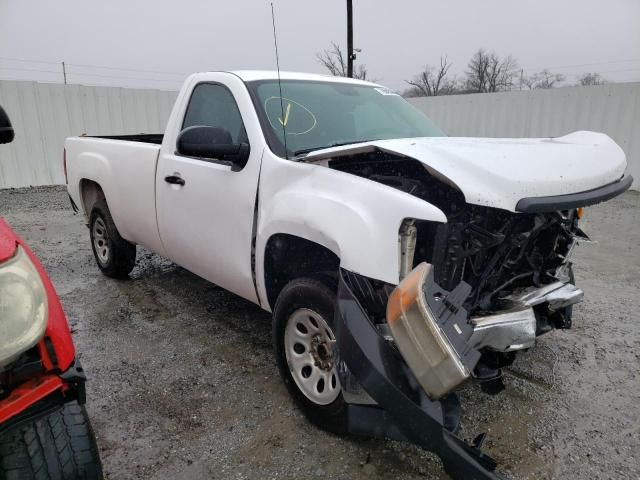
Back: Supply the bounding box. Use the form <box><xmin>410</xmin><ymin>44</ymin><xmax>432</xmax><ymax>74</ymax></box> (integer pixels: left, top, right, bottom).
<box><xmin>0</xmin><ymin>246</ymin><xmax>48</xmax><ymax>368</ymax></box>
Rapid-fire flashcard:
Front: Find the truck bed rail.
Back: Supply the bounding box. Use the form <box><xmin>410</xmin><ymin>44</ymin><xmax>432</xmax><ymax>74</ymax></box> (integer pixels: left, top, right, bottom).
<box><xmin>88</xmin><ymin>134</ymin><xmax>163</xmax><ymax>145</ymax></box>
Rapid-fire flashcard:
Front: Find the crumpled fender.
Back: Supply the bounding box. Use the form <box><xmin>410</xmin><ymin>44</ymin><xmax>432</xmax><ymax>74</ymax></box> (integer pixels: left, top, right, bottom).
<box><xmin>255</xmin><ymin>156</ymin><xmax>446</xmax><ymax>309</ymax></box>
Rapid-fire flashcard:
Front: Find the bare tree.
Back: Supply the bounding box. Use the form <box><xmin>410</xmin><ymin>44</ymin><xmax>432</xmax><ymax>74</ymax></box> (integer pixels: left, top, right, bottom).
<box><xmin>405</xmin><ymin>56</ymin><xmax>454</xmax><ymax>97</ymax></box>
<box><xmin>464</xmin><ymin>49</ymin><xmax>518</xmax><ymax>93</ymax></box>
<box><xmin>464</xmin><ymin>49</ymin><xmax>489</xmax><ymax>93</ymax></box>
<box><xmin>576</xmin><ymin>72</ymin><xmax>606</xmax><ymax>86</ymax></box>
<box><xmin>487</xmin><ymin>54</ymin><xmax>518</xmax><ymax>92</ymax></box>
<box><xmin>317</xmin><ymin>42</ymin><xmax>370</xmax><ymax>80</ymax></box>
<box><xmin>523</xmin><ymin>69</ymin><xmax>566</xmax><ymax>89</ymax></box>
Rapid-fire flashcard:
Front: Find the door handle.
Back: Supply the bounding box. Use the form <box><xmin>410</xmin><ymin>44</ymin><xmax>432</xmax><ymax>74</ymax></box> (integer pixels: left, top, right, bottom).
<box><xmin>164</xmin><ymin>175</ymin><xmax>185</xmax><ymax>186</ymax></box>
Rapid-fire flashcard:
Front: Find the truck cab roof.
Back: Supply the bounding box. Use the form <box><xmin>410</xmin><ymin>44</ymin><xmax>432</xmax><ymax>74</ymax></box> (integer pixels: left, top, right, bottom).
<box><xmin>212</xmin><ymin>70</ymin><xmax>381</xmax><ymax>87</ymax></box>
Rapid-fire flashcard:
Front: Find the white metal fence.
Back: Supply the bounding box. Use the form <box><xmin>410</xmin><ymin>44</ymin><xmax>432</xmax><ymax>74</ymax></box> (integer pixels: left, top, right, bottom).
<box><xmin>0</xmin><ymin>79</ymin><xmax>638</xmax><ymax>191</ymax></box>
<box><xmin>408</xmin><ymin>82</ymin><xmax>640</xmax><ymax>190</ymax></box>
<box><xmin>0</xmin><ymin>80</ymin><xmax>177</xmax><ymax>188</ymax></box>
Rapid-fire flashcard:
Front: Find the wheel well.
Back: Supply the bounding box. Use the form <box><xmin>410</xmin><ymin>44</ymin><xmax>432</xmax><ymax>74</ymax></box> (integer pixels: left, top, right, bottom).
<box><xmin>79</xmin><ymin>179</ymin><xmax>105</xmax><ymax>221</ymax></box>
<box><xmin>264</xmin><ymin>234</ymin><xmax>340</xmax><ymax>310</ymax></box>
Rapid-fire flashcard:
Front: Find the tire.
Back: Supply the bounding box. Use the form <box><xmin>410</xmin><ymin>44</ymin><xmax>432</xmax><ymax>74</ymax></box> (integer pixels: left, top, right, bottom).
<box><xmin>0</xmin><ymin>401</ymin><xmax>103</xmax><ymax>480</ymax></box>
<box><xmin>89</xmin><ymin>200</ymin><xmax>136</xmax><ymax>278</ymax></box>
<box><xmin>272</xmin><ymin>276</ymin><xmax>348</xmax><ymax>433</ymax></box>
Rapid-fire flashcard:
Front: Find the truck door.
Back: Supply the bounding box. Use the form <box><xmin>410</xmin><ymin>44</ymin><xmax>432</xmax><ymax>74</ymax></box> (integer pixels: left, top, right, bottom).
<box><xmin>155</xmin><ymin>74</ymin><xmax>263</xmax><ymax>304</ymax></box>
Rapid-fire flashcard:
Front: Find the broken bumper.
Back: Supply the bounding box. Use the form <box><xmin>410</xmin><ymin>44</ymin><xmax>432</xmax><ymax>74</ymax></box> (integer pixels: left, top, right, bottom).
<box><xmin>470</xmin><ymin>281</ymin><xmax>584</xmax><ymax>352</ymax></box>
<box><xmin>335</xmin><ymin>264</ymin><xmax>584</xmax><ymax>479</ymax></box>
<box><xmin>336</xmin><ymin>268</ymin><xmax>500</xmax><ymax>480</ymax></box>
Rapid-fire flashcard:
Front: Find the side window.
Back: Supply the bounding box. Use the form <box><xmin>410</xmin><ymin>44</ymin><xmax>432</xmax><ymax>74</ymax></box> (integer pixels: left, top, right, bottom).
<box><xmin>182</xmin><ymin>83</ymin><xmax>247</xmax><ymax>144</ymax></box>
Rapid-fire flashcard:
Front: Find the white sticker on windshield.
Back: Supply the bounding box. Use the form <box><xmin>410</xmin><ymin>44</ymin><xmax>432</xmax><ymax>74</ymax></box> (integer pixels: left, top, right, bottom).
<box><xmin>374</xmin><ymin>87</ymin><xmax>399</xmax><ymax>96</ymax></box>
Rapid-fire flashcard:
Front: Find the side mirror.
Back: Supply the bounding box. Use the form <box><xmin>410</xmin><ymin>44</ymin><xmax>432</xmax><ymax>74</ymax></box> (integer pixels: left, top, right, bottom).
<box><xmin>0</xmin><ymin>106</ymin><xmax>15</xmax><ymax>144</ymax></box>
<box><xmin>176</xmin><ymin>125</ymin><xmax>249</xmax><ymax>169</ymax></box>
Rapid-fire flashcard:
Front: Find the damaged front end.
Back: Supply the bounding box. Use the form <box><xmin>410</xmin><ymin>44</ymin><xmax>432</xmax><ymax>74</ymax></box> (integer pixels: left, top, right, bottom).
<box><xmin>332</xmin><ymin>189</ymin><xmax>590</xmax><ymax>479</ymax></box>
<box><xmin>312</xmin><ymin>146</ymin><xmax>626</xmax><ymax>477</ymax></box>
<box><xmin>335</xmin><ymin>255</ymin><xmax>585</xmax><ymax>479</ymax></box>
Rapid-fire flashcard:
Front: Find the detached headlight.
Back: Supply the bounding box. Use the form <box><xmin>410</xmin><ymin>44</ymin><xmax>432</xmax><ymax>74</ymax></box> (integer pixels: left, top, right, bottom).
<box><xmin>0</xmin><ymin>246</ymin><xmax>48</xmax><ymax>368</ymax></box>
<box><xmin>387</xmin><ymin>263</ymin><xmax>469</xmax><ymax>399</ymax></box>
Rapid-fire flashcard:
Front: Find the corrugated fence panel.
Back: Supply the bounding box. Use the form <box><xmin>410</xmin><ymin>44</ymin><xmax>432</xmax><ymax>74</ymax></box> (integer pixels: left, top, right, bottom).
<box><xmin>409</xmin><ymin>82</ymin><xmax>640</xmax><ymax>190</ymax></box>
<box><xmin>0</xmin><ymin>81</ymin><xmax>22</xmax><ymax>185</ymax></box>
<box><xmin>0</xmin><ymin>80</ymin><xmax>177</xmax><ymax>188</ymax></box>
<box><xmin>0</xmin><ymin>79</ymin><xmax>638</xmax><ymax>190</ymax></box>
<box><xmin>20</xmin><ymin>82</ymin><xmax>49</xmax><ymax>185</ymax></box>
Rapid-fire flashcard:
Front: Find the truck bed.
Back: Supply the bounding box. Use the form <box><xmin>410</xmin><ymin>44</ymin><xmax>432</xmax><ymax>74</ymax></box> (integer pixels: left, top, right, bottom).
<box><xmin>65</xmin><ymin>135</ymin><xmax>165</xmax><ymax>256</ymax></box>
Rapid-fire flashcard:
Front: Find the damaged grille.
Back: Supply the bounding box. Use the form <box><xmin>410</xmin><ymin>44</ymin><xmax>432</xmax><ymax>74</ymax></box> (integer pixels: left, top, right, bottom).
<box><xmin>415</xmin><ymin>206</ymin><xmax>578</xmax><ymax>314</ymax></box>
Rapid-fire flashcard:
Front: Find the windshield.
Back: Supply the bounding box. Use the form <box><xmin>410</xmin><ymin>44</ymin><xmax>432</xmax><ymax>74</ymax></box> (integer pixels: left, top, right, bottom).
<box><xmin>246</xmin><ymin>80</ymin><xmax>445</xmax><ymax>159</ymax></box>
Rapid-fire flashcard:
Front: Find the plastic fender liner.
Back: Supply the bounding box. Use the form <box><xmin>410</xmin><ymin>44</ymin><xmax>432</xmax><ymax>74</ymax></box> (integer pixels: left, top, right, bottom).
<box><xmin>335</xmin><ymin>268</ymin><xmax>500</xmax><ymax>480</ymax></box>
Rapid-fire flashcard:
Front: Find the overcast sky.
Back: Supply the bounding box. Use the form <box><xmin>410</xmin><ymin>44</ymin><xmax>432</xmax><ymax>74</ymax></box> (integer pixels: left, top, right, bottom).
<box><xmin>0</xmin><ymin>0</ymin><xmax>639</xmax><ymax>92</ymax></box>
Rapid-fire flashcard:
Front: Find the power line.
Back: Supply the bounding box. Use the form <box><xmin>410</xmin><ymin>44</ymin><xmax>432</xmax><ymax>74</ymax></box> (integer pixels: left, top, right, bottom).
<box><xmin>0</xmin><ymin>56</ymin><xmax>189</xmax><ymax>78</ymax></box>
<box><xmin>0</xmin><ymin>56</ymin><xmax>60</xmax><ymax>65</ymax></box>
<box><xmin>0</xmin><ymin>66</ymin><xmax>61</xmax><ymax>75</ymax></box>
<box><xmin>530</xmin><ymin>57</ymin><xmax>640</xmax><ymax>71</ymax></box>
<box><xmin>0</xmin><ymin>66</ymin><xmax>182</xmax><ymax>87</ymax></box>
<box><xmin>597</xmin><ymin>66</ymin><xmax>640</xmax><ymax>74</ymax></box>
<box><xmin>517</xmin><ymin>58</ymin><xmax>640</xmax><ymax>76</ymax></box>
<box><xmin>66</xmin><ymin>70</ymin><xmax>182</xmax><ymax>83</ymax></box>
<box><xmin>519</xmin><ymin>67</ymin><xmax>640</xmax><ymax>80</ymax></box>
<box><xmin>66</xmin><ymin>62</ymin><xmax>188</xmax><ymax>77</ymax></box>
<box><xmin>0</xmin><ymin>60</ymin><xmax>186</xmax><ymax>85</ymax></box>
<box><xmin>2</xmin><ymin>53</ymin><xmax>640</xmax><ymax>79</ymax></box>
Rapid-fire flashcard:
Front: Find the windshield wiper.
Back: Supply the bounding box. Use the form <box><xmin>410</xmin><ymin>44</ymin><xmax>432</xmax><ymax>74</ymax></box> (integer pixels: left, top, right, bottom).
<box><xmin>293</xmin><ymin>139</ymin><xmax>376</xmax><ymax>159</ymax></box>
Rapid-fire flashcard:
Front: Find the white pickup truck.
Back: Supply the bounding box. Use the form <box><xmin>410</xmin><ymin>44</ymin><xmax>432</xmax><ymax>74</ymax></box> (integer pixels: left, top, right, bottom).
<box><xmin>65</xmin><ymin>71</ymin><xmax>631</xmax><ymax>479</ymax></box>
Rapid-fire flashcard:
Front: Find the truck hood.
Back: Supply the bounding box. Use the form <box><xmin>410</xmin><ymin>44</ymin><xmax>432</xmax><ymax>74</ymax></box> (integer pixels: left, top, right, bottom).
<box><xmin>304</xmin><ymin>131</ymin><xmax>628</xmax><ymax>212</ymax></box>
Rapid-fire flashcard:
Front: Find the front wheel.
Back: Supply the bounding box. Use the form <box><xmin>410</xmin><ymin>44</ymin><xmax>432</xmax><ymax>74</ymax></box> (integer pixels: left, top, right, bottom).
<box><xmin>0</xmin><ymin>401</ymin><xmax>104</xmax><ymax>480</ymax></box>
<box><xmin>273</xmin><ymin>276</ymin><xmax>348</xmax><ymax>433</ymax></box>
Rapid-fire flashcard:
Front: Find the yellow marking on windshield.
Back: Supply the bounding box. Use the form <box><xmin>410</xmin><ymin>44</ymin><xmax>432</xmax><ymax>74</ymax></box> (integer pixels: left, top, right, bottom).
<box><xmin>278</xmin><ymin>102</ymin><xmax>292</xmax><ymax>127</ymax></box>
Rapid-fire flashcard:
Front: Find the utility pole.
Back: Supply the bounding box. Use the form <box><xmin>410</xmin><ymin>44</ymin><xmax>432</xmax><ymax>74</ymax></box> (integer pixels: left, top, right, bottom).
<box><xmin>519</xmin><ymin>68</ymin><xmax>523</xmax><ymax>90</ymax></box>
<box><xmin>62</xmin><ymin>61</ymin><xmax>67</xmax><ymax>85</ymax></box>
<box><xmin>346</xmin><ymin>0</ymin><xmax>353</xmax><ymax>78</ymax></box>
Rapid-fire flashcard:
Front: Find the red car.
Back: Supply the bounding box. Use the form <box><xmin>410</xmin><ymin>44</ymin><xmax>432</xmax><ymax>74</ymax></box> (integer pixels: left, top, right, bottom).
<box><xmin>0</xmin><ymin>106</ymin><xmax>102</xmax><ymax>479</ymax></box>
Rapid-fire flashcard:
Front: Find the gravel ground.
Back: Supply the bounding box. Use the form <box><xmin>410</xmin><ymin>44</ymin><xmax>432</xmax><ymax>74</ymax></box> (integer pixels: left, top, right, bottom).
<box><xmin>1</xmin><ymin>186</ymin><xmax>638</xmax><ymax>480</ymax></box>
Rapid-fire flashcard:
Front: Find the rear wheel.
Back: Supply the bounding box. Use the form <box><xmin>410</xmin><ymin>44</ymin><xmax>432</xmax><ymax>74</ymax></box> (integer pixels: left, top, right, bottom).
<box><xmin>273</xmin><ymin>276</ymin><xmax>348</xmax><ymax>433</ymax></box>
<box><xmin>0</xmin><ymin>401</ymin><xmax>103</xmax><ymax>480</ymax></box>
<box><xmin>89</xmin><ymin>200</ymin><xmax>136</xmax><ymax>278</ymax></box>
